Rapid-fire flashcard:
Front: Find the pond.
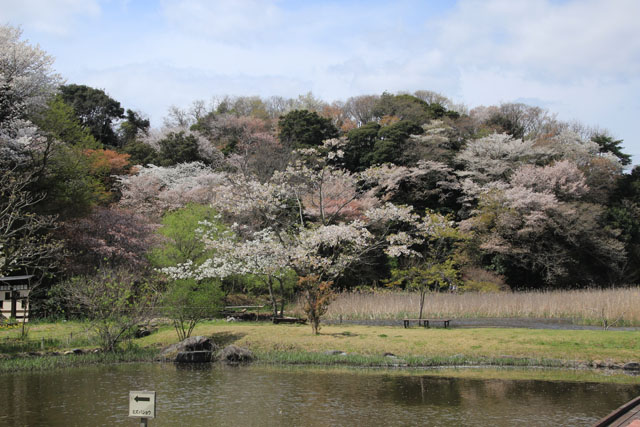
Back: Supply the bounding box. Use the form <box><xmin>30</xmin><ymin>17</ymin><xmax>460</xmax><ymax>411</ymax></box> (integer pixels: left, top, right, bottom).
<box><xmin>1</xmin><ymin>363</ymin><xmax>638</xmax><ymax>426</ymax></box>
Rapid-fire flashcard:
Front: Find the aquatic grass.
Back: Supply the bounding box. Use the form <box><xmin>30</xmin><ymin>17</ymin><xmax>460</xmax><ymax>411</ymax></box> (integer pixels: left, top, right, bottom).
<box><xmin>251</xmin><ymin>364</ymin><xmax>640</xmax><ymax>385</ymax></box>
<box><xmin>319</xmin><ymin>287</ymin><xmax>640</xmax><ymax>326</ymax></box>
<box><xmin>253</xmin><ymin>350</ymin><xmax>610</xmax><ymax>374</ymax></box>
<box><xmin>0</xmin><ymin>347</ymin><xmax>159</xmax><ymax>374</ymax></box>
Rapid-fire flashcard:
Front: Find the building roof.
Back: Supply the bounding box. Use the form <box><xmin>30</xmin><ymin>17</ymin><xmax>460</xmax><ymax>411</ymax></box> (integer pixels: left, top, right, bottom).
<box><xmin>0</xmin><ymin>275</ymin><xmax>34</xmax><ymax>282</ymax></box>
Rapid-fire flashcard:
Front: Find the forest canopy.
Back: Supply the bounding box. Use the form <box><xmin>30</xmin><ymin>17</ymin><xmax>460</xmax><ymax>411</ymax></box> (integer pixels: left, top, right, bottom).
<box><xmin>2</xmin><ymin>24</ymin><xmax>638</xmax><ymax>325</ymax></box>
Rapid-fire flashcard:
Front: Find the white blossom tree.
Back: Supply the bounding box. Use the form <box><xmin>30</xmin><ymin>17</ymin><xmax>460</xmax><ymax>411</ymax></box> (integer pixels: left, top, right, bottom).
<box><xmin>162</xmin><ymin>146</ymin><xmax>443</xmax><ymax>332</ymax></box>
<box><xmin>0</xmin><ymin>25</ymin><xmax>63</xmax><ymax>117</ymax></box>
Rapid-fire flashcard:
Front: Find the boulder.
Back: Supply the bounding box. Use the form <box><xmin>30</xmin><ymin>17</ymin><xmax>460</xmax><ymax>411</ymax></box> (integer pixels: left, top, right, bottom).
<box><xmin>160</xmin><ymin>336</ymin><xmax>217</xmax><ymax>362</ymax></box>
<box><xmin>623</xmin><ymin>362</ymin><xmax>640</xmax><ymax>371</ymax></box>
<box><xmin>175</xmin><ymin>351</ymin><xmax>213</xmax><ymax>363</ymax></box>
<box><xmin>219</xmin><ymin>345</ymin><xmax>254</xmax><ymax>364</ymax></box>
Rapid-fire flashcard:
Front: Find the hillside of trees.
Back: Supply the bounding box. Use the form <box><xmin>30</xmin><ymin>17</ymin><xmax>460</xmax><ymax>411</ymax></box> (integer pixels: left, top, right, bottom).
<box><xmin>2</xmin><ymin>25</ymin><xmax>640</xmax><ymax>325</ymax></box>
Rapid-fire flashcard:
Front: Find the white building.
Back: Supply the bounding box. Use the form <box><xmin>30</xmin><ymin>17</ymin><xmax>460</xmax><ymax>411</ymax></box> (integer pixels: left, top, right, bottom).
<box><xmin>0</xmin><ymin>275</ymin><xmax>33</xmax><ymax>322</ymax></box>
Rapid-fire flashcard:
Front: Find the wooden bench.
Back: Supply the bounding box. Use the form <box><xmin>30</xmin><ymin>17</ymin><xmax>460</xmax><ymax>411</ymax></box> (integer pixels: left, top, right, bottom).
<box><xmin>272</xmin><ymin>316</ymin><xmax>306</xmax><ymax>325</ymax></box>
<box><xmin>403</xmin><ymin>318</ymin><xmax>451</xmax><ymax>328</ymax></box>
<box><xmin>221</xmin><ymin>305</ymin><xmax>265</xmax><ymax>321</ymax></box>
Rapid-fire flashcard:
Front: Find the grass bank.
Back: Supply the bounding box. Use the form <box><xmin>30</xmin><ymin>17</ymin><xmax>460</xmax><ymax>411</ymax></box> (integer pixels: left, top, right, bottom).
<box><xmin>0</xmin><ymin>347</ymin><xmax>157</xmax><ymax>374</ymax></box>
<box><xmin>319</xmin><ymin>287</ymin><xmax>640</xmax><ymax>326</ymax></box>
<box><xmin>138</xmin><ymin>320</ymin><xmax>640</xmax><ymax>365</ymax></box>
<box><xmin>2</xmin><ymin>320</ymin><xmax>639</xmax><ymax>383</ymax></box>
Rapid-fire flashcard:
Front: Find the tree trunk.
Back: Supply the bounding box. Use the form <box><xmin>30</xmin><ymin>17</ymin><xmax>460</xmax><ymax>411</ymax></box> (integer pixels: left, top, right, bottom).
<box><xmin>419</xmin><ymin>290</ymin><xmax>425</xmax><ymax>320</ymax></box>
<box><xmin>277</xmin><ymin>277</ymin><xmax>285</xmax><ymax>317</ymax></box>
<box><xmin>311</xmin><ymin>318</ymin><xmax>320</xmax><ymax>335</ymax></box>
<box><xmin>267</xmin><ymin>276</ymin><xmax>278</xmax><ymax>317</ymax></box>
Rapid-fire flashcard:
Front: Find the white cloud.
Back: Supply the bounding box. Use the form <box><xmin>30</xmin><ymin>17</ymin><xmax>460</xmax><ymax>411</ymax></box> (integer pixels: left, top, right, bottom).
<box><xmin>160</xmin><ymin>0</ymin><xmax>284</xmax><ymax>44</ymax></box>
<box><xmin>436</xmin><ymin>0</ymin><xmax>640</xmax><ymax>80</ymax></box>
<box><xmin>5</xmin><ymin>0</ymin><xmax>640</xmax><ymax>162</ymax></box>
<box><xmin>0</xmin><ymin>0</ymin><xmax>101</xmax><ymax>36</ymax></box>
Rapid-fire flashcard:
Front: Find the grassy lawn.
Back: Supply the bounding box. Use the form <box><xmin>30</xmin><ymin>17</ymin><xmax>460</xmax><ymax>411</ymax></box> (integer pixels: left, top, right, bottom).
<box><xmin>135</xmin><ymin>320</ymin><xmax>640</xmax><ymax>364</ymax></box>
<box><xmin>1</xmin><ymin>320</ymin><xmax>639</xmax><ymax>383</ymax></box>
<box><xmin>2</xmin><ymin>320</ymin><xmax>639</xmax><ymax>368</ymax></box>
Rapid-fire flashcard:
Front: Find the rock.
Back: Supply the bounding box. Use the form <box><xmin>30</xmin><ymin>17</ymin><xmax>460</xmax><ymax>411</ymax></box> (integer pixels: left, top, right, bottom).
<box><xmin>383</xmin><ymin>352</ymin><xmax>396</xmax><ymax>357</ymax></box>
<box><xmin>63</xmin><ymin>350</ymin><xmax>75</xmax><ymax>355</ymax></box>
<box><xmin>175</xmin><ymin>351</ymin><xmax>213</xmax><ymax>363</ymax></box>
<box><xmin>219</xmin><ymin>345</ymin><xmax>254</xmax><ymax>364</ymax></box>
<box><xmin>591</xmin><ymin>360</ymin><xmax>604</xmax><ymax>368</ymax></box>
<box><xmin>324</xmin><ymin>350</ymin><xmax>347</xmax><ymax>356</ymax></box>
<box><xmin>226</xmin><ymin>316</ymin><xmax>238</xmax><ymax>322</ymax></box>
<box><xmin>160</xmin><ymin>336</ymin><xmax>217</xmax><ymax>362</ymax></box>
<box><xmin>135</xmin><ymin>329</ymin><xmax>151</xmax><ymax>338</ymax></box>
<box><xmin>135</xmin><ymin>323</ymin><xmax>158</xmax><ymax>338</ymax></box>
<box><xmin>623</xmin><ymin>362</ymin><xmax>640</xmax><ymax>371</ymax></box>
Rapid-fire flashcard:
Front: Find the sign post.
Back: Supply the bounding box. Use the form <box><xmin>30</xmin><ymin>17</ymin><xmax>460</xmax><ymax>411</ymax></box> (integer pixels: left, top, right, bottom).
<box><xmin>129</xmin><ymin>391</ymin><xmax>156</xmax><ymax>425</ymax></box>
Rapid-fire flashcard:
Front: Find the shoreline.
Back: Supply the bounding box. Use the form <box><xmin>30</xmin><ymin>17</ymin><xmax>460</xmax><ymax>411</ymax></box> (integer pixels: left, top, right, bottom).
<box><xmin>1</xmin><ymin>348</ymin><xmax>639</xmax><ymax>385</ymax></box>
<box><xmin>1</xmin><ymin>321</ymin><xmax>639</xmax><ymax>384</ymax></box>
<box><xmin>1</xmin><ymin>342</ymin><xmax>639</xmax><ymax>384</ymax></box>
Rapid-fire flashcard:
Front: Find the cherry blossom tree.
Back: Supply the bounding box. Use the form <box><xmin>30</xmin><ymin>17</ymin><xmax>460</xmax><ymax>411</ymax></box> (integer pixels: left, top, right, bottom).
<box><xmin>118</xmin><ymin>162</ymin><xmax>226</xmax><ymax>218</ymax></box>
<box><xmin>0</xmin><ymin>25</ymin><xmax>63</xmax><ymax>117</ymax></box>
<box><xmin>61</xmin><ymin>206</ymin><xmax>157</xmax><ymax>275</ymax></box>
<box><xmin>461</xmin><ymin>161</ymin><xmax>625</xmax><ymax>287</ymax></box>
<box><xmin>455</xmin><ymin>133</ymin><xmax>550</xmax><ymax>184</ymax></box>
<box><xmin>162</xmin><ymin>145</ymin><xmax>444</xmax><ymax>332</ymax></box>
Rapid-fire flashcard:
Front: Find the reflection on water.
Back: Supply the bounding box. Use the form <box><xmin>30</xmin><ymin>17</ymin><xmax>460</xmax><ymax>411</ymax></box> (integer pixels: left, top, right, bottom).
<box><xmin>1</xmin><ymin>363</ymin><xmax>638</xmax><ymax>426</ymax></box>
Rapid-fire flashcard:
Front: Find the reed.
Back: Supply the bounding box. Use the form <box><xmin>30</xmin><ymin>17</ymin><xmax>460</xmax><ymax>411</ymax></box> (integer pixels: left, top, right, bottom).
<box><xmin>321</xmin><ymin>287</ymin><xmax>640</xmax><ymax>326</ymax></box>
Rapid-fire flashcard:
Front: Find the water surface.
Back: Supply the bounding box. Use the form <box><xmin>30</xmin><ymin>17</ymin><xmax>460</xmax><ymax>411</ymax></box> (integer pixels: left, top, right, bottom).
<box><xmin>1</xmin><ymin>363</ymin><xmax>638</xmax><ymax>426</ymax></box>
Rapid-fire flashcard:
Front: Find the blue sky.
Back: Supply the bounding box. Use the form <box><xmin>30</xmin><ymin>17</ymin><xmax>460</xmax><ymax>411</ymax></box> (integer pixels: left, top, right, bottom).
<box><xmin>2</xmin><ymin>0</ymin><xmax>640</xmax><ymax>164</ymax></box>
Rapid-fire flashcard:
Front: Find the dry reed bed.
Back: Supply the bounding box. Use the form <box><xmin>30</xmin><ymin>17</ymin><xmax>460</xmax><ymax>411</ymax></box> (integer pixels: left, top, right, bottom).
<box><xmin>324</xmin><ymin>287</ymin><xmax>640</xmax><ymax>325</ymax></box>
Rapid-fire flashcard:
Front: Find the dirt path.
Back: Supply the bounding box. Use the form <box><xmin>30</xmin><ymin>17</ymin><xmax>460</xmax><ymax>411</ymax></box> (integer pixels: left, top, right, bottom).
<box><xmin>325</xmin><ymin>317</ymin><xmax>640</xmax><ymax>331</ymax></box>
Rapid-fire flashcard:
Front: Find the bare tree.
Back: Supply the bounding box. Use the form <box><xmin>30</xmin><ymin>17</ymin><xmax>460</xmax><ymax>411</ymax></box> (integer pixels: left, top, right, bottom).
<box><xmin>0</xmin><ymin>170</ymin><xmax>62</xmax><ymax>278</ymax></box>
<box><xmin>344</xmin><ymin>95</ymin><xmax>379</xmax><ymax>126</ymax></box>
<box><xmin>61</xmin><ymin>268</ymin><xmax>158</xmax><ymax>352</ymax></box>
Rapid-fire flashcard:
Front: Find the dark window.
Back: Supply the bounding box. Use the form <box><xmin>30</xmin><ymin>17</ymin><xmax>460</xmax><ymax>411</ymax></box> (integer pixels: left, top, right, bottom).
<box><xmin>4</xmin><ymin>292</ymin><xmax>10</xmax><ymax>300</ymax></box>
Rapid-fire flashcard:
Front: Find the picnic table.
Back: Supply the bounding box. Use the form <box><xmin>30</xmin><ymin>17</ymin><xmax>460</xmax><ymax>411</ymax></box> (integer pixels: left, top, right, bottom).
<box><xmin>402</xmin><ymin>318</ymin><xmax>451</xmax><ymax>328</ymax></box>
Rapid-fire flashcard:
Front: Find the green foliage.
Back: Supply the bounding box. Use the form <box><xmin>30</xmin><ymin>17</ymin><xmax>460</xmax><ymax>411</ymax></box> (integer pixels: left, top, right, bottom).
<box><xmin>343</xmin><ymin>120</ymin><xmax>424</xmax><ymax>168</ymax></box>
<box><xmin>368</xmin><ymin>120</ymin><xmax>424</xmax><ymax>165</ymax></box>
<box><xmin>123</xmin><ymin>139</ymin><xmax>158</xmax><ymax>166</ymax></box>
<box><xmin>35</xmin><ymin>96</ymin><xmax>101</xmax><ymax>148</ymax></box>
<box><xmin>344</xmin><ymin>122</ymin><xmax>380</xmax><ymax>171</ymax></box>
<box><xmin>278</xmin><ymin>109</ymin><xmax>339</xmax><ymax>148</ymax></box>
<box><xmin>591</xmin><ymin>133</ymin><xmax>631</xmax><ymax>166</ymax></box>
<box><xmin>150</xmin><ymin>204</ymin><xmax>224</xmax><ymax>268</ymax></box>
<box><xmin>372</xmin><ymin>92</ymin><xmax>458</xmax><ymax>124</ymax></box>
<box><xmin>119</xmin><ymin>109</ymin><xmax>150</xmax><ymax>146</ymax></box>
<box><xmin>162</xmin><ymin>278</ymin><xmax>223</xmax><ymax>340</ymax></box>
<box><xmin>156</xmin><ymin>131</ymin><xmax>203</xmax><ymax>166</ymax></box>
<box><xmin>32</xmin><ymin>144</ymin><xmax>101</xmax><ymax>218</ymax></box>
<box><xmin>607</xmin><ymin>167</ymin><xmax>640</xmax><ymax>282</ymax></box>
<box><xmin>59</xmin><ymin>84</ymin><xmax>125</xmax><ymax>148</ymax></box>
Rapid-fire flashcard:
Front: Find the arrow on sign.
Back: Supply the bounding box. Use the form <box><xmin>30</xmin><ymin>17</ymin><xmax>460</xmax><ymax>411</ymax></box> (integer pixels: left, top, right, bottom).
<box><xmin>134</xmin><ymin>396</ymin><xmax>150</xmax><ymax>402</ymax></box>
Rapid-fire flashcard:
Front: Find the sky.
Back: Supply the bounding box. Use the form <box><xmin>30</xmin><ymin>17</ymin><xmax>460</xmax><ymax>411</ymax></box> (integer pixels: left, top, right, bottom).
<box><xmin>2</xmin><ymin>0</ymin><xmax>640</xmax><ymax>164</ymax></box>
